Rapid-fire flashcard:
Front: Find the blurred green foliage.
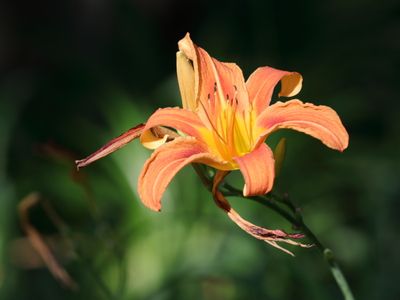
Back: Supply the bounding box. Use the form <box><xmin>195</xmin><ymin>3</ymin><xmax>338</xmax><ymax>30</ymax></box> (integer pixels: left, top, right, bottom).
<box><xmin>1</xmin><ymin>0</ymin><xmax>399</xmax><ymax>299</ymax></box>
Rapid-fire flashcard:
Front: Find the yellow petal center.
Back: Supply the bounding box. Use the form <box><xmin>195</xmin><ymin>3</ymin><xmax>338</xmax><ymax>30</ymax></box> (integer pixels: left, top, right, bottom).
<box><xmin>198</xmin><ymin>99</ymin><xmax>258</xmax><ymax>169</ymax></box>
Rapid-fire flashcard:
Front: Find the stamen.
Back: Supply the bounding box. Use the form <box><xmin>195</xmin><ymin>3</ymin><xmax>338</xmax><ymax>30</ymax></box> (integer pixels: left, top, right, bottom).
<box><xmin>198</xmin><ymin>98</ymin><xmax>227</xmax><ymax>145</ymax></box>
<box><xmin>227</xmin><ymin>100</ymin><xmax>238</xmax><ymax>157</ymax></box>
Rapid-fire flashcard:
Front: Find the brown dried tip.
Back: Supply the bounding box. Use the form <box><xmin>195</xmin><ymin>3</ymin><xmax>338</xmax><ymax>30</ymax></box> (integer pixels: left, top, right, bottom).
<box><xmin>226</xmin><ymin>209</ymin><xmax>312</xmax><ymax>256</ymax></box>
<box><xmin>212</xmin><ymin>171</ymin><xmax>312</xmax><ymax>256</ymax></box>
<box><xmin>75</xmin><ymin>123</ymin><xmax>145</xmax><ymax>169</ymax></box>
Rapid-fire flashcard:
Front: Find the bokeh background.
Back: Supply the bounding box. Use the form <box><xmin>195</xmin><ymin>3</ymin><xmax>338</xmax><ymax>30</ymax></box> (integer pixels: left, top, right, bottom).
<box><xmin>1</xmin><ymin>0</ymin><xmax>399</xmax><ymax>299</ymax></box>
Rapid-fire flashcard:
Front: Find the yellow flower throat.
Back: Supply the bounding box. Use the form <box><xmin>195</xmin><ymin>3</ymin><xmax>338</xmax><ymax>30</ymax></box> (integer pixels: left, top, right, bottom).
<box><xmin>198</xmin><ymin>91</ymin><xmax>258</xmax><ymax>168</ymax></box>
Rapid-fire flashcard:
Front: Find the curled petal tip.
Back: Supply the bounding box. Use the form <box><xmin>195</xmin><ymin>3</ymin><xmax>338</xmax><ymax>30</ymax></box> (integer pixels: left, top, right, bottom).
<box><xmin>339</xmin><ymin>135</ymin><xmax>350</xmax><ymax>152</ymax></box>
<box><xmin>246</xmin><ymin>67</ymin><xmax>303</xmax><ymax>114</ymax></box>
<box><xmin>242</xmin><ymin>185</ymin><xmax>249</xmax><ymax>197</ymax></box>
<box><xmin>74</xmin><ymin>160</ymin><xmax>81</xmax><ymax>170</ymax></box>
<box><xmin>141</xmin><ymin>108</ymin><xmax>204</xmax><ymax>147</ymax></box>
<box><xmin>75</xmin><ymin>159</ymin><xmax>89</xmax><ymax>170</ymax></box>
<box><xmin>278</xmin><ymin>72</ymin><xmax>303</xmax><ymax>98</ymax></box>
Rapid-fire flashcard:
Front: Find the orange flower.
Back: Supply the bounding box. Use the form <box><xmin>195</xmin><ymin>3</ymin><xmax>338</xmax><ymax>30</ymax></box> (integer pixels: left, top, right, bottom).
<box><xmin>77</xmin><ymin>33</ymin><xmax>348</xmax><ymax>254</ymax></box>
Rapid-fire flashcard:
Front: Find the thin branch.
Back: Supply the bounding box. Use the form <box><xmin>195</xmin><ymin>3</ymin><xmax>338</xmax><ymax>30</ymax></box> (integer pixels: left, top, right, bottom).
<box><xmin>230</xmin><ymin>186</ymin><xmax>355</xmax><ymax>300</ymax></box>
<box><xmin>191</xmin><ymin>165</ymin><xmax>355</xmax><ymax>300</ymax></box>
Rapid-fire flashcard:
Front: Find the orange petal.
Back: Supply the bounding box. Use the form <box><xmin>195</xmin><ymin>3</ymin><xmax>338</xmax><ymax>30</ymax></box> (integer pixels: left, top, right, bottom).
<box><xmin>234</xmin><ymin>143</ymin><xmax>275</xmax><ymax>196</ymax></box>
<box><xmin>176</xmin><ymin>51</ymin><xmax>196</xmax><ymax>111</ymax></box>
<box><xmin>257</xmin><ymin>99</ymin><xmax>349</xmax><ymax>151</ymax></box>
<box><xmin>177</xmin><ymin>33</ymin><xmax>249</xmax><ymax>114</ymax></box>
<box><xmin>75</xmin><ymin>123</ymin><xmax>145</xmax><ymax>169</ymax></box>
<box><xmin>140</xmin><ymin>107</ymin><xmax>206</xmax><ymax>149</ymax></box>
<box><xmin>246</xmin><ymin>66</ymin><xmax>302</xmax><ymax>115</ymax></box>
<box><xmin>138</xmin><ymin>137</ymin><xmax>225</xmax><ymax>211</ymax></box>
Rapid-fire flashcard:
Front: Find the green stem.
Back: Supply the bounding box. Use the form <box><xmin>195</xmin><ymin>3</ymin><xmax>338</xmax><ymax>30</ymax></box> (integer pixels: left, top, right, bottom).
<box><xmin>224</xmin><ymin>184</ymin><xmax>355</xmax><ymax>300</ymax></box>
<box><xmin>222</xmin><ymin>184</ymin><xmax>299</xmax><ymax>226</ymax></box>
<box><xmin>192</xmin><ymin>164</ymin><xmax>213</xmax><ymax>191</ymax></box>
<box><xmin>266</xmin><ymin>192</ymin><xmax>354</xmax><ymax>300</ymax></box>
<box><xmin>324</xmin><ymin>249</ymin><xmax>355</xmax><ymax>300</ymax></box>
<box><xmin>191</xmin><ymin>165</ymin><xmax>355</xmax><ymax>300</ymax></box>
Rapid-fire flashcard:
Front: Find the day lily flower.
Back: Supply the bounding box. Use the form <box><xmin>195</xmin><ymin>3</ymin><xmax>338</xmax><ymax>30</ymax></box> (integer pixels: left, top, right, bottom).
<box><xmin>76</xmin><ymin>33</ymin><xmax>348</xmax><ymax>254</ymax></box>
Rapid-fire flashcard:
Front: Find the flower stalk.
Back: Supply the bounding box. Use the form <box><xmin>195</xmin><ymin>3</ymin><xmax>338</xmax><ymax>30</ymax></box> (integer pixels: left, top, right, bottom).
<box><xmin>193</xmin><ymin>164</ymin><xmax>355</xmax><ymax>300</ymax></box>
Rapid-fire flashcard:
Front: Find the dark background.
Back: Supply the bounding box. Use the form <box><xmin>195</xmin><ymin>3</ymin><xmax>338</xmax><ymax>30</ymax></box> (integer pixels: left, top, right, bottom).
<box><xmin>1</xmin><ymin>0</ymin><xmax>399</xmax><ymax>299</ymax></box>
